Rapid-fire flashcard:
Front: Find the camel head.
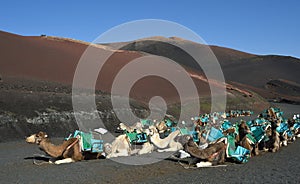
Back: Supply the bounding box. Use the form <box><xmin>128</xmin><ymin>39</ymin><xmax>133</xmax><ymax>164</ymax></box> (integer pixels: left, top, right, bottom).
<box><xmin>26</xmin><ymin>131</ymin><xmax>48</xmax><ymax>145</ymax></box>
<box><xmin>195</xmin><ymin>119</ymin><xmax>207</xmax><ymax>127</ymax></box>
<box><xmin>186</xmin><ymin>137</ymin><xmax>197</xmax><ymax>147</ymax></box>
<box><xmin>265</xmin><ymin>125</ymin><xmax>273</xmax><ymax>137</ymax></box>
<box><xmin>239</xmin><ymin>121</ymin><xmax>251</xmax><ymax>133</ymax></box>
<box><xmin>117</xmin><ymin>123</ymin><xmax>127</xmax><ymax>131</ymax></box>
<box><xmin>117</xmin><ymin>122</ymin><xmax>143</xmax><ymax>133</ymax></box>
<box><xmin>146</xmin><ymin>125</ymin><xmax>158</xmax><ymax>136</ymax></box>
<box><xmin>276</xmin><ymin>119</ymin><xmax>281</xmax><ymax>127</ymax></box>
<box><xmin>155</xmin><ymin>121</ymin><xmax>167</xmax><ymax>133</ymax></box>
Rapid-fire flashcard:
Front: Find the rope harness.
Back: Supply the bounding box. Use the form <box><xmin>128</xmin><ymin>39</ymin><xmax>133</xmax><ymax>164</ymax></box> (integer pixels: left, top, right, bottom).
<box><xmin>62</xmin><ymin>138</ymin><xmax>79</xmax><ymax>156</ymax></box>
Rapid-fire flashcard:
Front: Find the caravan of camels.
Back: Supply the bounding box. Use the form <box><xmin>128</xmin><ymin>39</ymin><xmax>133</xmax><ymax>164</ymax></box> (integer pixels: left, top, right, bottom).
<box><xmin>26</xmin><ymin>107</ymin><xmax>300</xmax><ymax>167</ymax></box>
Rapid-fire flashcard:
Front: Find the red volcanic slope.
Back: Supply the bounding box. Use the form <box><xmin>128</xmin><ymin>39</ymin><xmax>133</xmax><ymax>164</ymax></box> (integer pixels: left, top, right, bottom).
<box><xmin>0</xmin><ymin>31</ymin><xmax>252</xmax><ymax>104</ymax></box>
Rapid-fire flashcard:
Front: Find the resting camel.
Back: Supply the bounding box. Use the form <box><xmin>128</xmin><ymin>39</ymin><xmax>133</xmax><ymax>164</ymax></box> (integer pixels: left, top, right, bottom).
<box><xmin>184</xmin><ymin>137</ymin><xmax>226</xmax><ymax>167</ymax></box>
<box><xmin>116</xmin><ymin>122</ymin><xmax>144</xmax><ymax>133</ymax></box>
<box><xmin>26</xmin><ymin>131</ymin><xmax>102</xmax><ymax>164</ymax></box>
<box><xmin>147</xmin><ymin>125</ymin><xmax>183</xmax><ymax>152</ymax></box>
<box><xmin>105</xmin><ymin>134</ymin><xmax>154</xmax><ymax>158</ymax></box>
<box><xmin>238</xmin><ymin>121</ymin><xmax>259</xmax><ymax>156</ymax></box>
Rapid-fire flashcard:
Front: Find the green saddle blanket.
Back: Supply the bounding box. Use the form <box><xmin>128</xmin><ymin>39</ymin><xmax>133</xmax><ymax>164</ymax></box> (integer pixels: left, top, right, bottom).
<box><xmin>68</xmin><ymin>130</ymin><xmax>103</xmax><ymax>153</ymax></box>
<box><xmin>126</xmin><ymin>132</ymin><xmax>148</xmax><ymax>143</ymax></box>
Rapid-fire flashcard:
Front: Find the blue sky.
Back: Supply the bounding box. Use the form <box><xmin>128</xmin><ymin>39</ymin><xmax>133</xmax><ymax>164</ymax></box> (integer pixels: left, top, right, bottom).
<box><xmin>1</xmin><ymin>0</ymin><xmax>299</xmax><ymax>58</ymax></box>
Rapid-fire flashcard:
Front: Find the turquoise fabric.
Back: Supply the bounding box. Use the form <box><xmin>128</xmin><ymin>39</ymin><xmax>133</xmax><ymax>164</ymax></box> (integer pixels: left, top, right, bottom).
<box><xmin>201</xmin><ymin>117</ymin><xmax>209</xmax><ymax>123</ymax></box>
<box><xmin>67</xmin><ymin>130</ymin><xmax>103</xmax><ymax>153</ymax></box>
<box><xmin>293</xmin><ymin>122</ymin><xmax>300</xmax><ymax>130</ymax></box>
<box><xmin>254</xmin><ymin>118</ymin><xmax>265</xmax><ymax>125</ymax></box>
<box><xmin>126</xmin><ymin>132</ymin><xmax>148</xmax><ymax>143</ymax></box>
<box><xmin>91</xmin><ymin>139</ymin><xmax>103</xmax><ymax>153</ymax></box>
<box><xmin>226</xmin><ymin>135</ymin><xmax>250</xmax><ymax>163</ymax></box>
<box><xmin>189</xmin><ymin>131</ymin><xmax>199</xmax><ymax>142</ymax></box>
<box><xmin>140</xmin><ymin>119</ymin><xmax>153</xmax><ymax>126</ymax></box>
<box><xmin>170</xmin><ymin>127</ymin><xmax>177</xmax><ymax>132</ymax></box>
<box><xmin>205</xmin><ymin>127</ymin><xmax>224</xmax><ymax>142</ymax></box>
<box><xmin>221</xmin><ymin>121</ymin><xmax>232</xmax><ymax>131</ymax></box>
<box><xmin>231</xmin><ymin>146</ymin><xmax>250</xmax><ymax>163</ymax></box>
<box><xmin>180</xmin><ymin>128</ymin><xmax>190</xmax><ymax>135</ymax></box>
<box><xmin>165</xmin><ymin>119</ymin><xmax>173</xmax><ymax>127</ymax></box>
<box><xmin>226</xmin><ymin>135</ymin><xmax>237</xmax><ymax>157</ymax></box>
<box><xmin>250</xmin><ymin>126</ymin><xmax>265</xmax><ymax>143</ymax></box>
<box><xmin>286</xmin><ymin>130</ymin><xmax>294</xmax><ymax>138</ymax></box>
<box><xmin>246</xmin><ymin>134</ymin><xmax>257</xmax><ymax>144</ymax></box>
<box><xmin>276</xmin><ymin>122</ymin><xmax>288</xmax><ymax>133</ymax></box>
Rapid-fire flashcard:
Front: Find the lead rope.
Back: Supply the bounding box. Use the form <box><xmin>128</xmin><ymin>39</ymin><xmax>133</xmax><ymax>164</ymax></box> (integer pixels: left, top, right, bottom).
<box><xmin>33</xmin><ymin>154</ymin><xmax>51</xmax><ymax>166</ymax></box>
<box><xmin>177</xmin><ymin>160</ymin><xmax>197</xmax><ymax>169</ymax></box>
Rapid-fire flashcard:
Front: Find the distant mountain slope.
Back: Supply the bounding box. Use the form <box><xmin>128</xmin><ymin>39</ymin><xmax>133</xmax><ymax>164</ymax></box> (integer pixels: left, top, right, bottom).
<box><xmin>101</xmin><ymin>36</ymin><xmax>256</xmax><ymax>70</ymax></box>
<box><xmin>0</xmin><ymin>31</ymin><xmax>269</xmax><ymax>114</ymax></box>
<box><xmin>101</xmin><ymin>37</ymin><xmax>300</xmax><ymax>104</ymax></box>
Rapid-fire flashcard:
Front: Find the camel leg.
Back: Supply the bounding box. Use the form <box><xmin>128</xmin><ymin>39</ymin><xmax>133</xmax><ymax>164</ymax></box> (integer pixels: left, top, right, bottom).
<box><xmin>49</xmin><ymin>157</ymin><xmax>57</xmax><ymax>164</ymax></box>
<box><xmin>108</xmin><ymin>151</ymin><xmax>130</xmax><ymax>158</ymax></box>
<box><xmin>111</xmin><ymin>152</ymin><xmax>129</xmax><ymax>158</ymax></box>
<box><xmin>54</xmin><ymin>158</ymin><xmax>75</xmax><ymax>164</ymax></box>
<box><xmin>253</xmin><ymin>145</ymin><xmax>259</xmax><ymax>156</ymax></box>
<box><xmin>282</xmin><ymin>140</ymin><xmax>288</xmax><ymax>147</ymax></box>
<box><xmin>272</xmin><ymin>142</ymin><xmax>280</xmax><ymax>152</ymax></box>
<box><xmin>138</xmin><ymin>143</ymin><xmax>154</xmax><ymax>155</ymax></box>
<box><xmin>196</xmin><ymin>161</ymin><xmax>213</xmax><ymax>167</ymax></box>
<box><xmin>130</xmin><ymin>149</ymin><xmax>141</xmax><ymax>155</ymax></box>
<box><xmin>157</xmin><ymin>142</ymin><xmax>183</xmax><ymax>152</ymax></box>
<box><xmin>157</xmin><ymin>147</ymin><xmax>179</xmax><ymax>152</ymax></box>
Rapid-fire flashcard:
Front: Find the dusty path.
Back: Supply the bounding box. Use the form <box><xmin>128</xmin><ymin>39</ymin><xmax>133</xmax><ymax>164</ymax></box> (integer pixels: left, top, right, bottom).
<box><xmin>0</xmin><ymin>137</ymin><xmax>299</xmax><ymax>184</ymax></box>
<box><xmin>0</xmin><ymin>103</ymin><xmax>299</xmax><ymax>184</ymax></box>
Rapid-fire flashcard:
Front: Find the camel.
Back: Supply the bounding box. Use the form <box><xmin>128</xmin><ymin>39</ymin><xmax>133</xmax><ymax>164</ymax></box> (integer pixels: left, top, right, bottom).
<box><xmin>116</xmin><ymin>122</ymin><xmax>144</xmax><ymax>133</ymax></box>
<box><xmin>237</xmin><ymin>121</ymin><xmax>259</xmax><ymax>156</ymax></box>
<box><xmin>194</xmin><ymin>118</ymin><xmax>207</xmax><ymax>128</ymax></box>
<box><xmin>263</xmin><ymin>129</ymin><xmax>281</xmax><ymax>152</ymax></box>
<box><xmin>292</xmin><ymin>119</ymin><xmax>300</xmax><ymax>138</ymax></box>
<box><xmin>262</xmin><ymin>119</ymin><xmax>283</xmax><ymax>152</ymax></box>
<box><xmin>184</xmin><ymin>137</ymin><xmax>226</xmax><ymax>166</ymax></box>
<box><xmin>237</xmin><ymin>120</ymin><xmax>275</xmax><ymax>154</ymax></box>
<box><xmin>147</xmin><ymin>125</ymin><xmax>183</xmax><ymax>152</ymax></box>
<box><xmin>105</xmin><ymin>134</ymin><xmax>154</xmax><ymax>158</ymax></box>
<box><xmin>104</xmin><ymin>134</ymin><xmax>134</xmax><ymax>158</ymax></box>
<box><xmin>294</xmin><ymin>127</ymin><xmax>300</xmax><ymax>138</ymax></box>
<box><xmin>26</xmin><ymin>131</ymin><xmax>102</xmax><ymax>164</ymax></box>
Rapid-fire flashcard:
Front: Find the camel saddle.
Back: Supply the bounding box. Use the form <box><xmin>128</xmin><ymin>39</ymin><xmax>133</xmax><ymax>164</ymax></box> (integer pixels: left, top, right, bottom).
<box><xmin>66</xmin><ymin>130</ymin><xmax>103</xmax><ymax>153</ymax></box>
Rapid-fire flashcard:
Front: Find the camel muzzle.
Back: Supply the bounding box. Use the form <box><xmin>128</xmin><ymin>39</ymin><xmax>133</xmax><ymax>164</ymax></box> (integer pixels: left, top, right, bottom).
<box><xmin>26</xmin><ymin>135</ymin><xmax>36</xmax><ymax>143</ymax></box>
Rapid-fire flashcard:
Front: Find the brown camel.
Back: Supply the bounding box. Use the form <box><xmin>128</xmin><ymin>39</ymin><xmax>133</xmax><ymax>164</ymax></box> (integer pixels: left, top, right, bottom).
<box><xmin>238</xmin><ymin>121</ymin><xmax>259</xmax><ymax>156</ymax></box>
<box><xmin>26</xmin><ymin>131</ymin><xmax>102</xmax><ymax>164</ymax></box>
<box><xmin>155</xmin><ymin>121</ymin><xmax>168</xmax><ymax>133</ymax></box>
<box><xmin>263</xmin><ymin>129</ymin><xmax>281</xmax><ymax>153</ymax></box>
<box><xmin>184</xmin><ymin>138</ymin><xmax>226</xmax><ymax>165</ymax></box>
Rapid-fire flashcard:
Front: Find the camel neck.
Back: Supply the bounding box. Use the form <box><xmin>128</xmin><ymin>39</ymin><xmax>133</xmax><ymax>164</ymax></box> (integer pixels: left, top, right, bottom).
<box><xmin>39</xmin><ymin>139</ymin><xmax>64</xmax><ymax>158</ymax></box>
